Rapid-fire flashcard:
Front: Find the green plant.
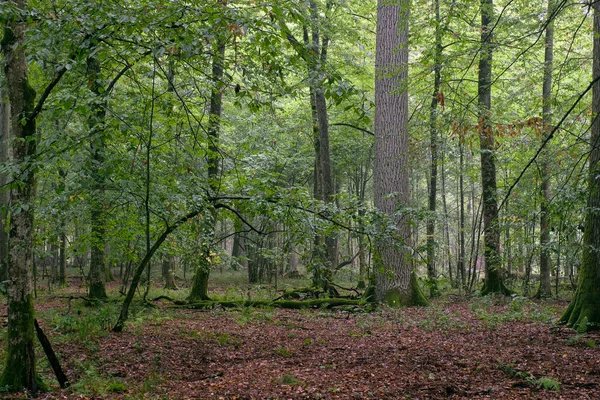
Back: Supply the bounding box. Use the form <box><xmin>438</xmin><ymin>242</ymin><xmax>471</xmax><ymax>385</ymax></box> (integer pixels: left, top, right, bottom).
<box><xmin>566</xmin><ymin>333</ymin><xmax>585</xmax><ymax>346</ymax></box>
<box><xmin>279</xmin><ymin>374</ymin><xmax>302</xmax><ymax>386</ymax></box>
<box><xmin>108</xmin><ymin>381</ymin><xmax>128</xmax><ymax>393</ymax></box>
<box><xmin>274</xmin><ymin>346</ymin><xmax>294</xmax><ymax>357</ymax></box>
<box><xmin>535</xmin><ymin>377</ymin><xmax>561</xmax><ymax>391</ymax></box>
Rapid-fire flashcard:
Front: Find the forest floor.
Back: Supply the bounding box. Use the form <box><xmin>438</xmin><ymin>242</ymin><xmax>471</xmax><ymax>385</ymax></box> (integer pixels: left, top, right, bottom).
<box><xmin>0</xmin><ymin>278</ymin><xmax>599</xmax><ymax>399</ymax></box>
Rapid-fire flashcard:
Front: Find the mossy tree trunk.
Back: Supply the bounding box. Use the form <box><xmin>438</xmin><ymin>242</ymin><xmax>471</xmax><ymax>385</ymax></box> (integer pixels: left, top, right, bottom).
<box><xmin>0</xmin><ymin>86</ymin><xmax>9</xmax><ymax>282</ymax></box>
<box><xmin>0</xmin><ymin>2</ymin><xmax>45</xmax><ymax>391</ymax></box>
<box><xmin>478</xmin><ymin>0</ymin><xmax>511</xmax><ymax>296</ymax></box>
<box><xmin>425</xmin><ymin>0</ymin><xmax>442</xmax><ymax>298</ymax></box>
<box><xmin>373</xmin><ymin>0</ymin><xmax>429</xmax><ymax>307</ymax></box>
<box><xmin>536</xmin><ymin>0</ymin><xmax>555</xmax><ymax>299</ymax></box>
<box><xmin>188</xmin><ymin>22</ymin><xmax>226</xmax><ymax>302</ymax></box>
<box><xmin>559</xmin><ymin>4</ymin><xmax>600</xmax><ymax>332</ymax></box>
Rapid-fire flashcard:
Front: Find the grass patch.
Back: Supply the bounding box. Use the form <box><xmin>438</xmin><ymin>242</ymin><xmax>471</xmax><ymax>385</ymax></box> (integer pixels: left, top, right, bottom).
<box><xmin>278</xmin><ymin>374</ymin><xmax>303</xmax><ymax>386</ymax></box>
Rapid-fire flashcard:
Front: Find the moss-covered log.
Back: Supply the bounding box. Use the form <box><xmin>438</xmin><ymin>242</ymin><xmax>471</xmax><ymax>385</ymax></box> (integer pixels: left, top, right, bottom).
<box><xmin>178</xmin><ymin>298</ymin><xmax>367</xmax><ymax>310</ymax></box>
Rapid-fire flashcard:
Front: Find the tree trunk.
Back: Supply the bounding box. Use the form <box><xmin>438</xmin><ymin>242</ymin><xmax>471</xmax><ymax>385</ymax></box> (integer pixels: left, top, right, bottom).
<box><xmin>0</xmin><ymin>86</ymin><xmax>9</xmax><ymax>282</ymax></box>
<box><xmin>0</xmin><ymin>2</ymin><xmax>45</xmax><ymax>390</ymax></box>
<box><xmin>536</xmin><ymin>0</ymin><xmax>555</xmax><ymax>299</ymax></box>
<box><xmin>559</xmin><ymin>3</ymin><xmax>600</xmax><ymax>332</ymax></box>
<box><xmin>87</xmin><ymin>56</ymin><xmax>108</xmax><ymax>300</ymax></box>
<box><xmin>305</xmin><ymin>1</ymin><xmax>337</xmax><ymax>290</ymax></box>
<box><xmin>162</xmin><ymin>254</ymin><xmax>178</xmax><ymax>290</ymax></box>
<box><xmin>373</xmin><ymin>0</ymin><xmax>428</xmax><ymax>307</ymax></box>
<box><xmin>188</xmin><ymin>30</ymin><xmax>225</xmax><ymax>301</ymax></box>
<box><xmin>458</xmin><ymin>136</ymin><xmax>467</xmax><ymax>289</ymax></box>
<box><xmin>478</xmin><ymin>0</ymin><xmax>511</xmax><ymax>296</ymax></box>
<box><xmin>426</xmin><ymin>0</ymin><xmax>442</xmax><ymax>298</ymax></box>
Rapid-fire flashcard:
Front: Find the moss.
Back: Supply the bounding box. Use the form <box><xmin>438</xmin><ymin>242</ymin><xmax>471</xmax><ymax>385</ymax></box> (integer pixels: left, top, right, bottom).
<box><xmin>480</xmin><ymin>268</ymin><xmax>513</xmax><ymax>296</ymax></box>
<box><xmin>1</xmin><ymin>27</ymin><xmax>15</xmax><ymax>49</ymax></box>
<box><xmin>559</xmin><ymin>279</ymin><xmax>600</xmax><ymax>332</ymax></box>
<box><xmin>0</xmin><ymin>295</ymin><xmax>46</xmax><ymax>393</ymax></box>
<box><xmin>188</xmin><ymin>266</ymin><xmax>211</xmax><ymax>302</ymax></box>
<box><xmin>382</xmin><ymin>272</ymin><xmax>430</xmax><ymax>307</ymax></box>
<box><xmin>89</xmin><ymin>281</ymin><xmax>108</xmax><ymax>300</ymax></box>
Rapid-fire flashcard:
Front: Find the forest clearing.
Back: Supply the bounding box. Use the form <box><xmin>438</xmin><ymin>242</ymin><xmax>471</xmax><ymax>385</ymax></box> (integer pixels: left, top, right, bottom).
<box><xmin>1</xmin><ymin>272</ymin><xmax>599</xmax><ymax>400</ymax></box>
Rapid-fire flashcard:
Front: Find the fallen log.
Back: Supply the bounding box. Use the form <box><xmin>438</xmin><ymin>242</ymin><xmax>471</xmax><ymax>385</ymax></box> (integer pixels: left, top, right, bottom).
<box><xmin>177</xmin><ymin>298</ymin><xmax>368</xmax><ymax>310</ymax></box>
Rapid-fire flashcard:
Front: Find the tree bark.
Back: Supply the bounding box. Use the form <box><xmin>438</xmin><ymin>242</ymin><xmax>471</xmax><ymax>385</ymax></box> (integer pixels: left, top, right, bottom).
<box><xmin>559</xmin><ymin>3</ymin><xmax>600</xmax><ymax>332</ymax></box>
<box><xmin>87</xmin><ymin>55</ymin><xmax>108</xmax><ymax>300</ymax></box>
<box><xmin>188</xmin><ymin>30</ymin><xmax>226</xmax><ymax>302</ymax></box>
<box><xmin>458</xmin><ymin>135</ymin><xmax>467</xmax><ymax>289</ymax></box>
<box><xmin>536</xmin><ymin>0</ymin><xmax>555</xmax><ymax>299</ymax></box>
<box><xmin>373</xmin><ymin>0</ymin><xmax>428</xmax><ymax>307</ymax></box>
<box><xmin>478</xmin><ymin>0</ymin><xmax>511</xmax><ymax>296</ymax></box>
<box><xmin>0</xmin><ymin>2</ymin><xmax>45</xmax><ymax>390</ymax></box>
<box><xmin>0</xmin><ymin>86</ymin><xmax>9</xmax><ymax>282</ymax></box>
<box><xmin>162</xmin><ymin>254</ymin><xmax>178</xmax><ymax>290</ymax></box>
<box><xmin>426</xmin><ymin>0</ymin><xmax>442</xmax><ymax>298</ymax></box>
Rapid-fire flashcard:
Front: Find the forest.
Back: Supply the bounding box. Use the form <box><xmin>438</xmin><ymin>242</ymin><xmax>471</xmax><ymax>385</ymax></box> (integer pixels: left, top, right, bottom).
<box><xmin>0</xmin><ymin>0</ymin><xmax>600</xmax><ymax>398</ymax></box>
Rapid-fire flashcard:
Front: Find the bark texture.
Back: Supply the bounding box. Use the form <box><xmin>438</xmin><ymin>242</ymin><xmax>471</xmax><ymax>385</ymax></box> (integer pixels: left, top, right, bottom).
<box><xmin>87</xmin><ymin>56</ymin><xmax>108</xmax><ymax>300</ymax></box>
<box><xmin>478</xmin><ymin>0</ymin><xmax>511</xmax><ymax>296</ymax></box>
<box><xmin>373</xmin><ymin>0</ymin><xmax>428</xmax><ymax>307</ymax></box>
<box><xmin>0</xmin><ymin>87</ymin><xmax>9</xmax><ymax>282</ymax></box>
<box><xmin>426</xmin><ymin>0</ymin><xmax>442</xmax><ymax>298</ymax></box>
<box><xmin>559</xmin><ymin>4</ymin><xmax>600</xmax><ymax>332</ymax></box>
<box><xmin>188</xmin><ymin>30</ymin><xmax>225</xmax><ymax>302</ymax></box>
<box><xmin>536</xmin><ymin>0</ymin><xmax>555</xmax><ymax>299</ymax></box>
<box><xmin>0</xmin><ymin>2</ymin><xmax>45</xmax><ymax>391</ymax></box>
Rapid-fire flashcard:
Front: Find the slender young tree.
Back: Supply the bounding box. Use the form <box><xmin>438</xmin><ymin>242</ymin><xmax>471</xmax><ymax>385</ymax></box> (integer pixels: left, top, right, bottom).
<box><xmin>559</xmin><ymin>2</ymin><xmax>600</xmax><ymax>332</ymax></box>
<box><xmin>426</xmin><ymin>0</ymin><xmax>442</xmax><ymax>297</ymax></box>
<box><xmin>536</xmin><ymin>0</ymin><xmax>555</xmax><ymax>299</ymax></box>
<box><xmin>373</xmin><ymin>0</ymin><xmax>428</xmax><ymax>306</ymax></box>
<box><xmin>478</xmin><ymin>0</ymin><xmax>511</xmax><ymax>295</ymax></box>
<box><xmin>0</xmin><ymin>86</ymin><xmax>9</xmax><ymax>282</ymax></box>
<box><xmin>188</xmin><ymin>18</ymin><xmax>226</xmax><ymax>302</ymax></box>
<box><xmin>87</xmin><ymin>55</ymin><xmax>109</xmax><ymax>300</ymax></box>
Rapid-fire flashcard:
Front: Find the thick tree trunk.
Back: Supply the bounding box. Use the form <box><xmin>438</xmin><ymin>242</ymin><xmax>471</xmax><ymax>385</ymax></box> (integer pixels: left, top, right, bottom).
<box><xmin>559</xmin><ymin>4</ymin><xmax>600</xmax><ymax>332</ymax></box>
<box><xmin>478</xmin><ymin>0</ymin><xmax>511</xmax><ymax>296</ymax></box>
<box><xmin>0</xmin><ymin>3</ymin><xmax>45</xmax><ymax>390</ymax></box>
<box><xmin>162</xmin><ymin>255</ymin><xmax>178</xmax><ymax>290</ymax></box>
<box><xmin>373</xmin><ymin>0</ymin><xmax>428</xmax><ymax>307</ymax></box>
<box><xmin>537</xmin><ymin>0</ymin><xmax>555</xmax><ymax>299</ymax></box>
<box><xmin>87</xmin><ymin>56</ymin><xmax>108</xmax><ymax>300</ymax></box>
<box><xmin>0</xmin><ymin>87</ymin><xmax>9</xmax><ymax>282</ymax></box>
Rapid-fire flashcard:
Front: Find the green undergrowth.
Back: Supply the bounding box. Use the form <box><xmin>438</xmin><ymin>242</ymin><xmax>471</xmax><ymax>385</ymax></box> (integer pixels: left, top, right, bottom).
<box><xmin>469</xmin><ymin>295</ymin><xmax>557</xmax><ymax>329</ymax></box>
<box><xmin>499</xmin><ymin>364</ymin><xmax>561</xmax><ymax>391</ymax></box>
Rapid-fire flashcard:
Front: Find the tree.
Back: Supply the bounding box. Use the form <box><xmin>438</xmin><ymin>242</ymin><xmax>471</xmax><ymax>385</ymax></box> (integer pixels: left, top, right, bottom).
<box><xmin>0</xmin><ymin>0</ymin><xmax>44</xmax><ymax>390</ymax></box>
<box><xmin>478</xmin><ymin>0</ymin><xmax>510</xmax><ymax>296</ymax></box>
<box><xmin>425</xmin><ymin>0</ymin><xmax>442</xmax><ymax>298</ymax></box>
<box><xmin>87</xmin><ymin>55</ymin><xmax>109</xmax><ymax>300</ymax></box>
<box><xmin>0</xmin><ymin>85</ymin><xmax>9</xmax><ymax>282</ymax></box>
<box><xmin>559</xmin><ymin>2</ymin><xmax>600</xmax><ymax>332</ymax></box>
<box><xmin>373</xmin><ymin>0</ymin><xmax>428</xmax><ymax>306</ymax></box>
<box><xmin>536</xmin><ymin>0</ymin><xmax>556</xmax><ymax>299</ymax></box>
<box><xmin>187</xmin><ymin>9</ymin><xmax>227</xmax><ymax>302</ymax></box>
